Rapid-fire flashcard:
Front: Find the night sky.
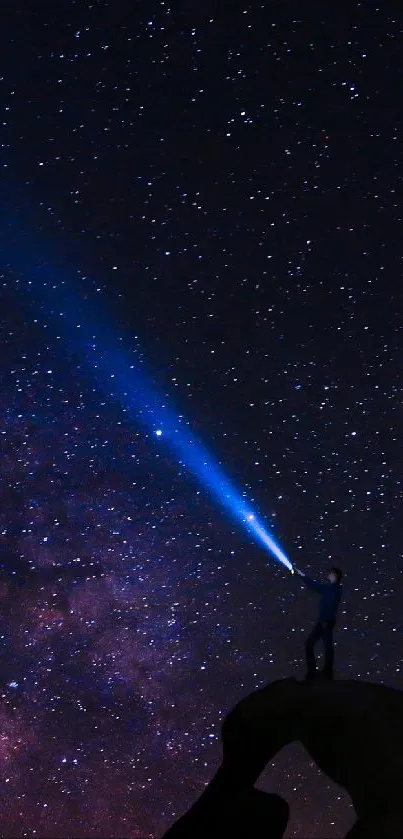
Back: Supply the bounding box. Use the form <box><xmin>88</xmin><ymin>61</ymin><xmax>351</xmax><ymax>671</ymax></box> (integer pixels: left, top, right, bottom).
<box><xmin>2</xmin><ymin>3</ymin><xmax>403</xmax><ymax>837</ymax></box>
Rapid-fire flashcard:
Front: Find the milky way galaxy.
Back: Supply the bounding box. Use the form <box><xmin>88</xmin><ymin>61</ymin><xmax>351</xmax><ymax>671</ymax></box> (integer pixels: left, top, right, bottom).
<box><xmin>2</xmin><ymin>3</ymin><xmax>403</xmax><ymax>837</ymax></box>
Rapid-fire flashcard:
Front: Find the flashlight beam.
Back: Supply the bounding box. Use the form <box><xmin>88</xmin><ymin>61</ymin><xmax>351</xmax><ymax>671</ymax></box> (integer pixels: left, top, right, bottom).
<box><xmin>3</xmin><ymin>199</ymin><xmax>292</xmax><ymax>572</ymax></box>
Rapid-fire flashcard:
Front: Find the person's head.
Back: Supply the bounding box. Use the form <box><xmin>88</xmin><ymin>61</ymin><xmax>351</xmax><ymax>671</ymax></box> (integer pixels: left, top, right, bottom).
<box><xmin>328</xmin><ymin>567</ymin><xmax>342</xmax><ymax>584</ymax></box>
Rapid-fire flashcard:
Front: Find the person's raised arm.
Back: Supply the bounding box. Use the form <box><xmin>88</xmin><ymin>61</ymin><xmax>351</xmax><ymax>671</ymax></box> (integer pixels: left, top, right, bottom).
<box><xmin>293</xmin><ymin>568</ymin><xmax>324</xmax><ymax>593</ymax></box>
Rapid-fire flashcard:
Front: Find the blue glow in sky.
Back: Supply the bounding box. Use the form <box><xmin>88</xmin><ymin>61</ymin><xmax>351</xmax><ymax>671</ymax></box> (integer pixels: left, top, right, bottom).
<box><xmin>4</xmin><ymin>200</ymin><xmax>292</xmax><ymax>572</ymax></box>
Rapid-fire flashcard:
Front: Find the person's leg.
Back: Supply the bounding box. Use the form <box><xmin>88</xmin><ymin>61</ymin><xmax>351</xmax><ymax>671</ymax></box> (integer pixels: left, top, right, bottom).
<box><xmin>322</xmin><ymin>621</ymin><xmax>335</xmax><ymax>678</ymax></box>
<box><xmin>305</xmin><ymin>622</ymin><xmax>323</xmax><ymax>679</ymax></box>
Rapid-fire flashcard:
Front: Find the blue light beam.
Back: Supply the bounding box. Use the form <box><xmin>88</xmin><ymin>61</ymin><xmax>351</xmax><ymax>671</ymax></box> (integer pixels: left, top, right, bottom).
<box><xmin>3</xmin><ymin>199</ymin><xmax>292</xmax><ymax>572</ymax></box>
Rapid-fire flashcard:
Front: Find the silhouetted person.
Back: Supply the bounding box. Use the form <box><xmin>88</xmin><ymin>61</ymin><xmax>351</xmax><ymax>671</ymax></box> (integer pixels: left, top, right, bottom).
<box><xmin>163</xmin><ymin>677</ymin><xmax>403</xmax><ymax>838</ymax></box>
<box><xmin>293</xmin><ymin>566</ymin><xmax>343</xmax><ymax>680</ymax></box>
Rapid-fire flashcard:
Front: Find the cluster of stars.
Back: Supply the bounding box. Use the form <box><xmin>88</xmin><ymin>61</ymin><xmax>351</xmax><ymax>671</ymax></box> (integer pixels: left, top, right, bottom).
<box><xmin>2</xmin><ymin>3</ymin><xmax>403</xmax><ymax>838</ymax></box>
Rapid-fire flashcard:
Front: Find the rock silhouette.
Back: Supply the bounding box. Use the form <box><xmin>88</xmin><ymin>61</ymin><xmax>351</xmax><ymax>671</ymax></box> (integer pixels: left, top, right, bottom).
<box><xmin>163</xmin><ymin>677</ymin><xmax>403</xmax><ymax>838</ymax></box>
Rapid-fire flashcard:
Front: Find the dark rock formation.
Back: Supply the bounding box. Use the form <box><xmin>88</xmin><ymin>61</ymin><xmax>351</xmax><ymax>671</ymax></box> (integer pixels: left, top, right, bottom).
<box><xmin>163</xmin><ymin>678</ymin><xmax>403</xmax><ymax>838</ymax></box>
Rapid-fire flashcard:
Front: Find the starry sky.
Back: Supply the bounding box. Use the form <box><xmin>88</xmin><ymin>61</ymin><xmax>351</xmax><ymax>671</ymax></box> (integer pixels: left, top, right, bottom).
<box><xmin>1</xmin><ymin>3</ymin><xmax>403</xmax><ymax>837</ymax></box>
